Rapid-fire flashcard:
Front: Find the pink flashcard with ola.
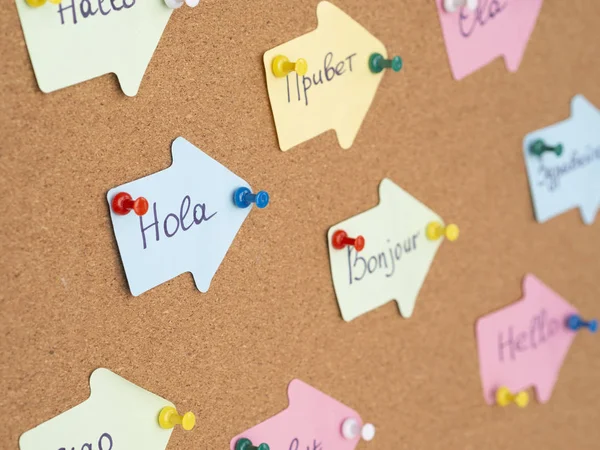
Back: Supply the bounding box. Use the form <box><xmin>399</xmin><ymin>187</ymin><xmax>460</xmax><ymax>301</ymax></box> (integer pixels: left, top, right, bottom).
<box><xmin>229</xmin><ymin>380</ymin><xmax>375</xmax><ymax>450</ymax></box>
<box><xmin>476</xmin><ymin>274</ymin><xmax>577</xmax><ymax>404</ymax></box>
<box><xmin>435</xmin><ymin>0</ymin><xmax>544</xmax><ymax>80</ymax></box>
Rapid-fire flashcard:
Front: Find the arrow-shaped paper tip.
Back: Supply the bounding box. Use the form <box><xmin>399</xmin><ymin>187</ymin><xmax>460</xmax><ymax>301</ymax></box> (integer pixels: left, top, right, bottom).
<box><xmin>502</xmin><ymin>1</ymin><xmax>544</xmax><ymax>72</ymax></box>
<box><xmin>571</xmin><ymin>94</ymin><xmax>600</xmax><ymax>122</ymax></box>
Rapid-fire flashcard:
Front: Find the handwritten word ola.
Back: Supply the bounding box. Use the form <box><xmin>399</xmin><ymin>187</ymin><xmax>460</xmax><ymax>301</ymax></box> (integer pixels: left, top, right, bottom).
<box><xmin>498</xmin><ymin>309</ymin><xmax>560</xmax><ymax>362</ymax></box>
<box><xmin>57</xmin><ymin>0</ymin><xmax>136</xmax><ymax>26</ymax></box>
<box><xmin>59</xmin><ymin>432</ymin><xmax>113</xmax><ymax>450</ymax></box>
<box><xmin>459</xmin><ymin>0</ymin><xmax>508</xmax><ymax>38</ymax></box>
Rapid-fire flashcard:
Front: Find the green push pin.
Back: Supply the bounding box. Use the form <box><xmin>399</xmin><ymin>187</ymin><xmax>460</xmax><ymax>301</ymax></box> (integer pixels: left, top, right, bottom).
<box><xmin>235</xmin><ymin>438</ymin><xmax>270</xmax><ymax>450</ymax></box>
<box><xmin>529</xmin><ymin>139</ymin><xmax>563</xmax><ymax>157</ymax></box>
<box><xmin>369</xmin><ymin>53</ymin><xmax>403</xmax><ymax>74</ymax></box>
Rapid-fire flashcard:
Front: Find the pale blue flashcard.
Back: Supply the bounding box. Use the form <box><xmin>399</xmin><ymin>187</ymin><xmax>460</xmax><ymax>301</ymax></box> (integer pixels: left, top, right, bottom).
<box><xmin>107</xmin><ymin>138</ymin><xmax>253</xmax><ymax>296</ymax></box>
<box><xmin>523</xmin><ymin>95</ymin><xmax>600</xmax><ymax>225</ymax></box>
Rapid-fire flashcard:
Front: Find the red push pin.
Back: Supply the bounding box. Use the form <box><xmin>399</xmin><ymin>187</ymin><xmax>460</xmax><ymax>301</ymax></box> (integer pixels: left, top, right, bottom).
<box><xmin>331</xmin><ymin>230</ymin><xmax>365</xmax><ymax>252</ymax></box>
<box><xmin>111</xmin><ymin>192</ymin><xmax>149</xmax><ymax>216</ymax></box>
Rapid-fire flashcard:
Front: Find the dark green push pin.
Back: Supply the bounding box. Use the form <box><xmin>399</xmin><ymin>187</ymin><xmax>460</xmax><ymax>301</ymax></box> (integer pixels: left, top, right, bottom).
<box><xmin>529</xmin><ymin>139</ymin><xmax>563</xmax><ymax>157</ymax></box>
<box><xmin>369</xmin><ymin>53</ymin><xmax>403</xmax><ymax>74</ymax></box>
<box><xmin>235</xmin><ymin>438</ymin><xmax>270</xmax><ymax>450</ymax></box>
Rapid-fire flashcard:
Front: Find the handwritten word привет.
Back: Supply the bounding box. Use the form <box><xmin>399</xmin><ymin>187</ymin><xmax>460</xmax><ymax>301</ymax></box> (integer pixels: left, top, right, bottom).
<box><xmin>285</xmin><ymin>51</ymin><xmax>357</xmax><ymax>106</ymax></box>
<box><xmin>57</xmin><ymin>0</ymin><xmax>136</xmax><ymax>26</ymax></box>
<box><xmin>289</xmin><ymin>438</ymin><xmax>322</xmax><ymax>450</ymax></box>
<box><xmin>459</xmin><ymin>0</ymin><xmax>508</xmax><ymax>38</ymax></box>
<box><xmin>59</xmin><ymin>432</ymin><xmax>113</xmax><ymax>450</ymax></box>
<box><xmin>139</xmin><ymin>194</ymin><xmax>217</xmax><ymax>250</ymax></box>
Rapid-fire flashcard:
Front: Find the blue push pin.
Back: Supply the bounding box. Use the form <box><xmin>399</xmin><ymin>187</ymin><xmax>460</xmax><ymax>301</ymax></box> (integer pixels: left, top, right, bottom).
<box><xmin>566</xmin><ymin>314</ymin><xmax>598</xmax><ymax>333</ymax></box>
<box><xmin>233</xmin><ymin>187</ymin><xmax>270</xmax><ymax>209</ymax></box>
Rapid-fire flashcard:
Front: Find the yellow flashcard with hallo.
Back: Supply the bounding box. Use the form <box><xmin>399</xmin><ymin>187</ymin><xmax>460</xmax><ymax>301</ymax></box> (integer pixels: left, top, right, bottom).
<box><xmin>264</xmin><ymin>1</ymin><xmax>395</xmax><ymax>151</ymax></box>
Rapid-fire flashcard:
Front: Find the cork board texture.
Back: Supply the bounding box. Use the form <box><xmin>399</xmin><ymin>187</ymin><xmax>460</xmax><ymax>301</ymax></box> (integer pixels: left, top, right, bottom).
<box><xmin>1</xmin><ymin>0</ymin><xmax>599</xmax><ymax>449</ymax></box>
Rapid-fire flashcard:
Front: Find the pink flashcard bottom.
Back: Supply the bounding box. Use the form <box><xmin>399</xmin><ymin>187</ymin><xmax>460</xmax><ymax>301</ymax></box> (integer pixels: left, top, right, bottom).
<box><xmin>230</xmin><ymin>380</ymin><xmax>372</xmax><ymax>450</ymax></box>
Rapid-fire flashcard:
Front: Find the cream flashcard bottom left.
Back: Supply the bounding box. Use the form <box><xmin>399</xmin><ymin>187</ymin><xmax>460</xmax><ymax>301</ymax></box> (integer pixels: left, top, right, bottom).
<box><xmin>20</xmin><ymin>368</ymin><xmax>183</xmax><ymax>450</ymax></box>
<box><xmin>328</xmin><ymin>179</ymin><xmax>459</xmax><ymax>322</ymax></box>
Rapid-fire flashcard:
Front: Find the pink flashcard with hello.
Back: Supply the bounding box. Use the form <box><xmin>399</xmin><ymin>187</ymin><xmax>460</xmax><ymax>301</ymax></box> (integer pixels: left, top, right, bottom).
<box><xmin>435</xmin><ymin>0</ymin><xmax>544</xmax><ymax>80</ymax></box>
<box><xmin>229</xmin><ymin>380</ymin><xmax>375</xmax><ymax>450</ymax></box>
<box><xmin>476</xmin><ymin>274</ymin><xmax>578</xmax><ymax>404</ymax></box>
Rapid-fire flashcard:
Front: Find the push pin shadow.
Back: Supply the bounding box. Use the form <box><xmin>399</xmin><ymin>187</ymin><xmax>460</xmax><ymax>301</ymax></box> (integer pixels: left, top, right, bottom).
<box><xmin>233</xmin><ymin>187</ymin><xmax>270</xmax><ymax>209</ymax></box>
<box><xmin>369</xmin><ymin>53</ymin><xmax>402</xmax><ymax>74</ymax></box>
<box><xmin>332</xmin><ymin>230</ymin><xmax>365</xmax><ymax>252</ymax></box>
<box><xmin>25</xmin><ymin>0</ymin><xmax>62</xmax><ymax>7</ymax></box>
<box><xmin>235</xmin><ymin>438</ymin><xmax>270</xmax><ymax>450</ymax></box>
<box><xmin>272</xmin><ymin>55</ymin><xmax>308</xmax><ymax>78</ymax></box>
<box><xmin>158</xmin><ymin>406</ymin><xmax>196</xmax><ymax>431</ymax></box>
<box><xmin>566</xmin><ymin>314</ymin><xmax>598</xmax><ymax>333</ymax></box>
<box><xmin>426</xmin><ymin>222</ymin><xmax>459</xmax><ymax>242</ymax></box>
<box><xmin>341</xmin><ymin>418</ymin><xmax>376</xmax><ymax>441</ymax></box>
<box><xmin>111</xmin><ymin>192</ymin><xmax>149</xmax><ymax>216</ymax></box>
<box><xmin>529</xmin><ymin>139</ymin><xmax>563</xmax><ymax>157</ymax></box>
<box><xmin>496</xmin><ymin>387</ymin><xmax>529</xmax><ymax>408</ymax></box>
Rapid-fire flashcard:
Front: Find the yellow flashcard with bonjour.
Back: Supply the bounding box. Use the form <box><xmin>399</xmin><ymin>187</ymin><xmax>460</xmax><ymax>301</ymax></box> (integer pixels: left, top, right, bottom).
<box><xmin>264</xmin><ymin>1</ymin><xmax>388</xmax><ymax>151</ymax></box>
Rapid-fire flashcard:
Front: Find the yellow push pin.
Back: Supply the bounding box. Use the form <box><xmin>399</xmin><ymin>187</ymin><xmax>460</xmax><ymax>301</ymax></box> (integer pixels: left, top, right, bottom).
<box><xmin>426</xmin><ymin>222</ymin><xmax>459</xmax><ymax>242</ymax></box>
<box><xmin>496</xmin><ymin>387</ymin><xmax>529</xmax><ymax>408</ymax></box>
<box><xmin>25</xmin><ymin>0</ymin><xmax>62</xmax><ymax>7</ymax></box>
<box><xmin>272</xmin><ymin>55</ymin><xmax>308</xmax><ymax>78</ymax></box>
<box><xmin>158</xmin><ymin>406</ymin><xmax>196</xmax><ymax>431</ymax></box>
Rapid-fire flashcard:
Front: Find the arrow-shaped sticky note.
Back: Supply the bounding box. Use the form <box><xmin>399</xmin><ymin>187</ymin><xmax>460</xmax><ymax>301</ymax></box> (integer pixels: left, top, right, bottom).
<box><xmin>476</xmin><ymin>274</ymin><xmax>578</xmax><ymax>404</ymax></box>
<box><xmin>264</xmin><ymin>1</ymin><xmax>388</xmax><ymax>151</ymax></box>
<box><xmin>523</xmin><ymin>94</ymin><xmax>600</xmax><ymax>225</ymax></box>
<box><xmin>107</xmin><ymin>137</ymin><xmax>258</xmax><ymax>296</ymax></box>
<box><xmin>435</xmin><ymin>0</ymin><xmax>543</xmax><ymax>80</ymax></box>
<box><xmin>230</xmin><ymin>379</ymin><xmax>374</xmax><ymax>450</ymax></box>
<box><xmin>15</xmin><ymin>1</ymin><xmax>173</xmax><ymax>96</ymax></box>
<box><xmin>328</xmin><ymin>179</ymin><xmax>455</xmax><ymax>322</ymax></box>
<box><xmin>20</xmin><ymin>368</ymin><xmax>177</xmax><ymax>450</ymax></box>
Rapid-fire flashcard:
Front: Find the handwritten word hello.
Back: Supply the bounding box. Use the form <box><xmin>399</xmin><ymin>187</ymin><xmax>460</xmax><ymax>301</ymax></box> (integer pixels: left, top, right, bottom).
<box><xmin>347</xmin><ymin>232</ymin><xmax>421</xmax><ymax>284</ymax></box>
<box><xmin>537</xmin><ymin>146</ymin><xmax>600</xmax><ymax>191</ymax></box>
<box><xmin>58</xmin><ymin>432</ymin><xmax>112</xmax><ymax>450</ymax></box>
<box><xmin>289</xmin><ymin>437</ymin><xmax>322</xmax><ymax>450</ymax></box>
<box><xmin>285</xmin><ymin>52</ymin><xmax>357</xmax><ymax>106</ymax></box>
<box><xmin>57</xmin><ymin>0</ymin><xmax>136</xmax><ymax>26</ymax></box>
<box><xmin>497</xmin><ymin>309</ymin><xmax>560</xmax><ymax>362</ymax></box>
<box><xmin>139</xmin><ymin>195</ymin><xmax>217</xmax><ymax>249</ymax></box>
<box><xmin>459</xmin><ymin>0</ymin><xmax>508</xmax><ymax>38</ymax></box>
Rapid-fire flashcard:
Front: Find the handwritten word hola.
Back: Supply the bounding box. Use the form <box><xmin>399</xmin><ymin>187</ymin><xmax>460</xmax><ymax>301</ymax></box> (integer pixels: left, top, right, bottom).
<box><xmin>57</xmin><ymin>0</ymin><xmax>136</xmax><ymax>26</ymax></box>
<box><xmin>459</xmin><ymin>0</ymin><xmax>508</xmax><ymax>38</ymax></box>
<box><xmin>498</xmin><ymin>309</ymin><xmax>560</xmax><ymax>362</ymax></box>
<box><xmin>289</xmin><ymin>438</ymin><xmax>322</xmax><ymax>450</ymax></box>
<box><xmin>59</xmin><ymin>432</ymin><xmax>113</xmax><ymax>450</ymax></box>
<box><xmin>139</xmin><ymin>194</ymin><xmax>217</xmax><ymax>250</ymax></box>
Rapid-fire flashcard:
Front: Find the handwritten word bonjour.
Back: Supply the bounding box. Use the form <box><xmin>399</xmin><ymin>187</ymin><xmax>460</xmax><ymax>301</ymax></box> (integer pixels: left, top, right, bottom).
<box><xmin>285</xmin><ymin>51</ymin><xmax>357</xmax><ymax>106</ymax></box>
<box><xmin>459</xmin><ymin>0</ymin><xmax>508</xmax><ymax>38</ymax></box>
<box><xmin>497</xmin><ymin>309</ymin><xmax>560</xmax><ymax>362</ymax></box>
<box><xmin>139</xmin><ymin>195</ymin><xmax>217</xmax><ymax>250</ymax></box>
<box><xmin>537</xmin><ymin>146</ymin><xmax>600</xmax><ymax>191</ymax></box>
<box><xmin>347</xmin><ymin>231</ymin><xmax>421</xmax><ymax>284</ymax></box>
<box><xmin>59</xmin><ymin>432</ymin><xmax>113</xmax><ymax>450</ymax></box>
<box><xmin>289</xmin><ymin>438</ymin><xmax>322</xmax><ymax>450</ymax></box>
<box><xmin>56</xmin><ymin>0</ymin><xmax>136</xmax><ymax>26</ymax></box>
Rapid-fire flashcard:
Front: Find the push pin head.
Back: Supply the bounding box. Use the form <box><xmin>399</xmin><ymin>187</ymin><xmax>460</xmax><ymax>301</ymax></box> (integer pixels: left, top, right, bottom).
<box><xmin>272</xmin><ymin>55</ymin><xmax>308</xmax><ymax>78</ymax></box>
<box><xmin>443</xmin><ymin>0</ymin><xmax>478</xmax><ymax>13</ymax></box>
<box><xmin>235</xmin><ymin>437</ymin><xmax>270</xmax><ymax>450</ymax></box>
<box><xmin>496</xmin><ymin>387</ymin><xmax>529</xmax><ymax>408</ymax></box>
<box><xmin>369</xmin><ymin>53</ymin><xmax>403</xmax><ymax>74</ymax></box>
<box><xmin>233</xmin><ymin>187</ymin><xmax>270</xmax><ymax>209</ymax></box>
<box><xmin>566</xmin><ymin>315</ymin><xmax>598</xmax><ymax>333</ymax></box>
<box><xmin>529</xmin><ymin>139</ymin><xmax>563</xmax><ymax>157</ymax></box>
<box><xmin>332</xmin><ymin>230</ymin><xmax>365</xmax><ymax>252</ymax></box>
<box><xmin>158</xmin><ymin>406</ymin><xmax>196</xmax><ymax>431</ymax></box>
<box><xmin>164</xmin><ymin>0</ymin><xmax>200</xmax><ymax>9</ymax></box>
<box><xmin>111</xmin><ymin>192</ymin><xmax>149</xmax><ymax>216</ymax></box>
<box><xmin>25</xmin><ymin>0</ymin><xmax>62</xmax><ymax>7</ymax></box>
<box><xmin>426</xmin><ymin>222</ymin><xmax>459</xmax><ymax>242</ymax></box>
<box><xmin>341</xmin><ymin>418</ymin><xmax>376</xmax><ymax>441</ymax></box>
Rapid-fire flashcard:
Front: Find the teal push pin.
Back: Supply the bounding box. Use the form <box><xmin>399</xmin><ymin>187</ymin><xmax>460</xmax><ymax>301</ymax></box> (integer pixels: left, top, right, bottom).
<box><xmin>235</xmin><ymin>438</ymin><xmax>270</xmax><ymax>450</ymax></box>
<box><xmin>529</xmin><ymin>139</ymin><xmax>563</xmax><ymax>157</ymax></box>
<box><xmin>369</xmin><ymin>53</ymin><xmax>403</xmax><ymax>74</ymax></box>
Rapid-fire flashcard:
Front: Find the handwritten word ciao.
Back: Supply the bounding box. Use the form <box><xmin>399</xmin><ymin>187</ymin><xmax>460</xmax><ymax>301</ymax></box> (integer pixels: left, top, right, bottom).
<box><xmin>289</xmin><ymin>437</ymin><xmax>322</xmax><ymax>450</ymax></box>
<box><xmin>537</xmin><ymin>146</ymin><xmax>600</xmax><ymax>191</ymax></box>
<box><xmin>498</xmin><ymin>309</ymin><xmax>559</xmax><ymax>362</ymax></box>
<box><xmin>58</xmin><ymin>432</ymin><xmax>112</xmax><ymax>450</ymax></box>
<box><xmin>347</xmin><ymin>231</ymin><xmax>421</xmax><ymax>284</ymax></box>
<box><xmin>459</xmin><ymin>0</ymin><xmax>508</xmax><ymax>38</ymax></box>
<box><xmin>139</xmin><ymin>195</ymin><xmax>217</xmax><ymax>250</ymax></box>
<box><xmin>285</xmin><ymin>52</ymin><xmax>357</xmax><ymax>106</ymax></box>
<box><xmin>57</xmin><ymin>0</ymin><xmax>136</xmax><ymax>26</ymax></box>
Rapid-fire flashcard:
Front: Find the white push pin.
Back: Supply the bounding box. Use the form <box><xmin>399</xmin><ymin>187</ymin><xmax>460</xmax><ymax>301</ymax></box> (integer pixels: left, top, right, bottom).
<box><xmin>341</xmin><ymin>418</ymin><xmax>376</xmax><ymax>442</ymax></box>
<box><xmin>443</xmin><ymin>0</ymin><xmax>478</xmax><ymax>13</ymax></box>
<box><xmin>165</xmin><ymin>0</ymin><xmax>200</xmax><ymax>8</ymax></box>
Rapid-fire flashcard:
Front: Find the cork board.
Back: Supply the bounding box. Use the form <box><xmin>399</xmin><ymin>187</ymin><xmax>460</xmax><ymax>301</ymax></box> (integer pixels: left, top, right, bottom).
<box><xmin>1</xmin><ymin>0</ymin><xmax>599</xmax><ymax>449</ymax></box>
